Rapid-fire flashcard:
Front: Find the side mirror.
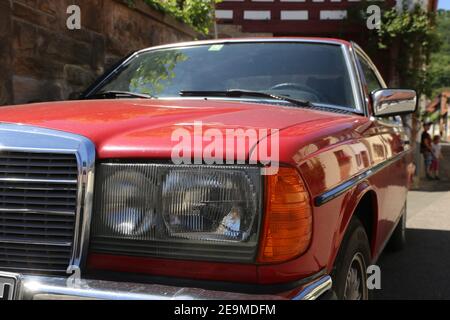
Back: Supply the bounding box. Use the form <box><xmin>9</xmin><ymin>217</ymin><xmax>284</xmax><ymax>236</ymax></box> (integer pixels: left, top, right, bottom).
<box><xmin>371</xmin><ymin>89</ymin><xmax>417</xmax><ymax>117</ymax></box>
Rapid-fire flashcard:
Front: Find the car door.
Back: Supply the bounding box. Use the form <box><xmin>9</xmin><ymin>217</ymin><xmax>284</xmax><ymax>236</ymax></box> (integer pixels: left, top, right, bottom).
<box><xmin>354</xmin><ymin>47</ymin><xmax>410</xmax><ymax>252</ymax></box>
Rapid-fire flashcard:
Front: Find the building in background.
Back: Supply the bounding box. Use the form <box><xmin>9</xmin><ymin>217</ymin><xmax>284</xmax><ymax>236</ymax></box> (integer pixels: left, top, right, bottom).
<box><xmin>215</xmin><ymin>0</ymin><xmax>438</xmax><ymax>85</ymax></box>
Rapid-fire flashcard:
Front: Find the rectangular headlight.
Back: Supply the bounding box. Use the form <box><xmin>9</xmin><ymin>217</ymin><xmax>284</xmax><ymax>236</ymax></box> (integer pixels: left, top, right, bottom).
<box><xmin>91</xmin><ymin>163</ymin><xmax>262</xmax><ymax>262</ymax></box>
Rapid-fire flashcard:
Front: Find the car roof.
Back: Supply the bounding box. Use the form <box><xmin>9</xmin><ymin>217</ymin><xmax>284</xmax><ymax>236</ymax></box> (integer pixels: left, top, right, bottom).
<box><xmin>137</xmin><ymin>37</ymin><xmax>352</xmax><ymax>54</ymax></box>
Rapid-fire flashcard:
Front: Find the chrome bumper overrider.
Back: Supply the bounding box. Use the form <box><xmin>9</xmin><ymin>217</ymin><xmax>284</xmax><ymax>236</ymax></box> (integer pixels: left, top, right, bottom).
<box><xmin>11</xmin><ymin>274</ymin><xmax>332</xmax><ymax>300</ymax></box>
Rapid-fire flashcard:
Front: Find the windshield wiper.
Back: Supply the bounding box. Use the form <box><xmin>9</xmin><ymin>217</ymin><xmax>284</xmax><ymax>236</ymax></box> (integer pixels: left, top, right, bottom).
<box><xmin>180</xmin><ymin>90</ymin><xmax>315</xmax><ymax>108</ymax></box>
<box><xmin>86</xmin><ymin>90</ymin><xmax>155</xmax><ymax>100</ymax></box>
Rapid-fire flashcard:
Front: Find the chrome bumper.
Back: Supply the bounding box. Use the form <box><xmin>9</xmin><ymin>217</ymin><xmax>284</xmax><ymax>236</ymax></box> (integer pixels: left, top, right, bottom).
<box><xmin>11</xmin><ymin>274</ymin><xmax>332</xmax><ymax>300</ymax></box>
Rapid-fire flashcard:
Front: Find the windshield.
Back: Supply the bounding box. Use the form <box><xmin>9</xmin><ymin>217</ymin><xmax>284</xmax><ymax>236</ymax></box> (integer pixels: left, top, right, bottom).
<box><xmin>92</xmin><ymin>42</ymin><xmax>357</xmax><ymax>109</ymax></box>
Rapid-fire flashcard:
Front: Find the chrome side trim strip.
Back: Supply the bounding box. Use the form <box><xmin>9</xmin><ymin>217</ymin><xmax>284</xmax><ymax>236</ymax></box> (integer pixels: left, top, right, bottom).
<box><xmin>348</xmin><ymin>43</ymin><xmax>369</xmax><ymax>116</ymax></box>
<box><xmin>137</xmin><ymin>38</ymin><xmax>352</xmax><ymax>55</ymax></box>
<box><xmin>352</xmin><ymin>42</ymin><xmax>388</xmax><ymax>89</ymax></box>
<box><xmin>314</xmin><ymin>150</ymin><xmax>409</xmax><ymax>207</ymax></box>
<box><xmin>342</xmin><ymin>44</ymin><xmax>364</xmax><ymax>113</ymax></box>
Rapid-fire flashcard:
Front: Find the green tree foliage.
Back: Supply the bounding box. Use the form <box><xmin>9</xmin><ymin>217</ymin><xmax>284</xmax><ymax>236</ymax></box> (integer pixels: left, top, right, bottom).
<box><xmin>428</xmin><ymin>10</ymin><xmax>450</xmax><ymax>97</ymax></box>
<box><xmin>128</xmin><ymin>0</ymin><xmax>219</xmax><ymax>35</ymax></box>
<box><xmin>129</xmin><ymin>51</ymin><xmax>188</xmax><ymax>95</ymax></box>
<box><xmin>347</xmin><ymin>1</ymin><xmax>442</xmax><ymax>144</ymax></box>
<box><xmin>348</xmin><ymin>1</ymin><xmax>440</xmax><ymax>97</ymax></box>
<box><xmin>377</xmin><ymin>3</ymin><xmax>440</xmax><ymax>97</ymax></box>
<box><xmin>100</xmin><ymin>50</ymin><xmax>188</xmax><ymax>96</ymax></box>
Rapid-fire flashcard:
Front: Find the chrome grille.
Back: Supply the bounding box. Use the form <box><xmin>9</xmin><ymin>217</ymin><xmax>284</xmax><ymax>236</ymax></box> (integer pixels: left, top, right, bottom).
<box><xmin>0</xmin><ymin>151</ymin><xmax>78</xmax><ymax>273</ymax></box>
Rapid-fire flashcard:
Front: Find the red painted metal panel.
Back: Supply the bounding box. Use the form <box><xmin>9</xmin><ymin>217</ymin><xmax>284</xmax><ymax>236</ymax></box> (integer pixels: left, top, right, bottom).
<box><xmin>0</xmin><ymin>39</ymin><xmax>409</xmax><ymax>287</ymax></box>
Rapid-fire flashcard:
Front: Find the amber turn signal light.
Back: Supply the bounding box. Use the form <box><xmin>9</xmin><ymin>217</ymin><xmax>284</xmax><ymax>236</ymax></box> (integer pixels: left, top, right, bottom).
<box><xmin>258</xmin><ymin>167</ymin><xmax>312</xmax><ymax>263</ymax></box>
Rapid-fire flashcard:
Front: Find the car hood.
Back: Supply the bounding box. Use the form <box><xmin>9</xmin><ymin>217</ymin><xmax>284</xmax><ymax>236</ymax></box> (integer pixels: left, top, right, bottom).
<box><xmin>0</xmin><ymin>99</ymin><xmax>351</xmax><ymax>159</ymax></box>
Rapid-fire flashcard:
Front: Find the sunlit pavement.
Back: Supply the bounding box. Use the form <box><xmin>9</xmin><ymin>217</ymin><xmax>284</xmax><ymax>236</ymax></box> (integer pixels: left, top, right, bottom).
<box><xmin>374</xmin><ymin>180</ymin><xmax>450</xmax><ymax>299</ymax></box>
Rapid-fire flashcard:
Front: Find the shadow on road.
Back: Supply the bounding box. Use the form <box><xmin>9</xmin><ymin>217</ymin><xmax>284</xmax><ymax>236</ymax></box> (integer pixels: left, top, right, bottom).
<box><xmin>374</xmin><ymin>228</ymin><xmax>450</xmax><ymax>300</ymax></box>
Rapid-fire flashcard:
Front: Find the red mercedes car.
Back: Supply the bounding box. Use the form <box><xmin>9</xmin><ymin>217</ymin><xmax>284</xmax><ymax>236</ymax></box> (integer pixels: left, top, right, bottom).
<box><xmin>0</xmin><ymin>38</ymin><xmax>416</xmax><ymax>300</ymax></box>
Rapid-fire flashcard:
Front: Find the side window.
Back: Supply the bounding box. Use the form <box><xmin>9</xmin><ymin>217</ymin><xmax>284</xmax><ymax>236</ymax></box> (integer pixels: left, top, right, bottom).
<box><xmin>357</xmin><ymin>55</ymin><xmax>382</xmax><ymax>94</ymax></box>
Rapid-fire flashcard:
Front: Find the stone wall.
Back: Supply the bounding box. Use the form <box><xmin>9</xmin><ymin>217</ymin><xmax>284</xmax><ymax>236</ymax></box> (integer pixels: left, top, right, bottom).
<box><xmin>0</xmin><ymin>1</ymin><xmax>14</xmax><ymax>105</ymax></box>
<box><xmin>0</xmin><ymin>0</ymin><xmax>198</xmax><ymax>105</ymax></box>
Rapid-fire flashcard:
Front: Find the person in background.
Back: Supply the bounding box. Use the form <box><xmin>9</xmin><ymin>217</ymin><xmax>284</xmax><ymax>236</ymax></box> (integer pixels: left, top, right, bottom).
<box><xmin>431</xmin><ymin>135</ymin><xmax>443</xmax><ymax>180</ymax></box>
<box><xmin>420</xmin><ymin>122</ymin><xmax>433</xmax><ymax>179</ymax></box>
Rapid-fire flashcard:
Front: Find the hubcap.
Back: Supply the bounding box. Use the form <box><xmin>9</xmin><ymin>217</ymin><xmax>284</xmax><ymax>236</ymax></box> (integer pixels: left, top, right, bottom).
<box><xmin>343</xmin><ymin>252</ymin><xmax>368</xmax><ymax>300</ymax></box>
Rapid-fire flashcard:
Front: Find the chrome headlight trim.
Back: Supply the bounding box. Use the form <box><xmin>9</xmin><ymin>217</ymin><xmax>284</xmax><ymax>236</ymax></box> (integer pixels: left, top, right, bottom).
<box><xmin>91</xmin><ymin>162</ymin><xmax>263</xmax><ymax>263</ymax></box>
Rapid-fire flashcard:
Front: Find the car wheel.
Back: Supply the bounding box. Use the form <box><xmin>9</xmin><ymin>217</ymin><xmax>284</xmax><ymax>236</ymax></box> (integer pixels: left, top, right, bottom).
<box><xmin>332</xmin><ymin>218</ymin><xmax>371</xmax><ymax>300</ymax></box>
<box><xmin>387</xmin><ymin>203</ymin><xmax>407</xmax><ymax>251</ymax></box>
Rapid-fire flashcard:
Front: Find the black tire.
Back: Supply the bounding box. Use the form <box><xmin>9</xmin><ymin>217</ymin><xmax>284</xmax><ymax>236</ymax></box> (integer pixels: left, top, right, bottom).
<box><xmin>332</xmin><ymin>217</ymin><xmax>371</xmax><ymax>300</ymax></box>
<box><xmin>387</xmin><ymin>204</ymin><xmax>407</xmax><ymax>252</ymax></box>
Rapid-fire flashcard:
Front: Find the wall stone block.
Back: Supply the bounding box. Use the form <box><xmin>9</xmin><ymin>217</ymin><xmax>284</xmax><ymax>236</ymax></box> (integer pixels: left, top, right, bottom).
<box><xmin>1</xmin><ymin>0</ymin><xmax>199</xmax><ymax>105</ymax></box>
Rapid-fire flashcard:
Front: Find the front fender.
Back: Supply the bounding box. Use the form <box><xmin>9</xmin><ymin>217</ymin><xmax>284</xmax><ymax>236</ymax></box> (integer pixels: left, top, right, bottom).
<box><xmin>328</xmin><ymin>182</ymin><xmax>378</xmax><ymax>270</ymax></box>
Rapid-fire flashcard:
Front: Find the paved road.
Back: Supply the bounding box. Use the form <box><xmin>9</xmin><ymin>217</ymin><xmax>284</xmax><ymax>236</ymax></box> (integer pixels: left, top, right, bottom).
<box><xmin>374</xmin><ymin>181</ymin><xmax>450</xmax><ymax>300</ymax></box>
